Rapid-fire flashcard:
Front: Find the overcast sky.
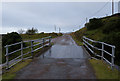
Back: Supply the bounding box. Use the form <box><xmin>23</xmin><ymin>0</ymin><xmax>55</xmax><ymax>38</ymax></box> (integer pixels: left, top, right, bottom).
<box><xmin>2</xmin><ymin>2</ymin><xmax>119</xmax><ymax>34</ymax></box>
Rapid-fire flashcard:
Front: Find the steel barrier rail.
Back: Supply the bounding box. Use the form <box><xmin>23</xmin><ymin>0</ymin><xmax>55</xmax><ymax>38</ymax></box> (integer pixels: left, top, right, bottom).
<box><xmin>3</xmin><ymin>36</ymin><xmax>52</xmax><ymax>69</ymax></box>
<box><xmin>83</xmin><ymin>36</ymin><xmax>115</xmax><ymax>69</ymax></box>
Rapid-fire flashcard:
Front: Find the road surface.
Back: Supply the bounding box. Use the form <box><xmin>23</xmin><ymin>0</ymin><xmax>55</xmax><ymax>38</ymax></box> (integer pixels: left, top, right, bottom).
<box><xmin>15</xmin><ymin>35</ymin><xmax>96</xmax><ymax>79</ymax></box>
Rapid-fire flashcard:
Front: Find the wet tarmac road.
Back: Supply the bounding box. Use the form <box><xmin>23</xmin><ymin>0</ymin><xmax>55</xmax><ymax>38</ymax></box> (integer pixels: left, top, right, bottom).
<box><xmin>15</xmin><ymin>35</ymin><xmax>96</xmax><ymax>79</ymax></box>
<box><xmin>40</xmin><ymin>35</ymin><xmax>88</xmax><ymax>59</ymax></box>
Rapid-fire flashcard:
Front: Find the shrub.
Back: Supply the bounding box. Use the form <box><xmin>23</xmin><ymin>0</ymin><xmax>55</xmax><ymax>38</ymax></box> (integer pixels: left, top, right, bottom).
<box><xmin>58</xmin><ymin>33</ymin><xmax>63</xmax><ymax>36</ymax></box>
<box><xmin>102</xmin><ymin>17</ymin><xmax>120</xmax><ymax>34</ymax></box>
<box><xmin>26</xmin><ymin>27</ymin><xmax>38</xmax><ymax>35</ymax></box>
<box><xmin>2</xmin><ymin>32</ymin><xmax>23</xmax><ymax>63</ymax></box>
<box><xmin>40</xmin><ymin>32</ymin><xmax>44</xmax><ymax>34</ymax></box>
<box><xmin>2</xmin><ymin>32</ymin><xmax>22</xmax><ymax>47</ymax></box>
<box><xmin>86</xmin><ymin>18</ymin><xmax>103</xmax><ymax>30</ymax></box>
<box><xmin>49</xmin><ymin>32</ymin><xmax>58</xmax><ymax>37</ymax></box>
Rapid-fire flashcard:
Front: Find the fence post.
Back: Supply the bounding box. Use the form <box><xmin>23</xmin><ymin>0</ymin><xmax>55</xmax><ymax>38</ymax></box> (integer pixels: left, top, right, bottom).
<box><xmin>21</xmin><ymin>41</ymin><xmax>24</xmax><ymax>61</ymax></box>
<box><xmin>31</xmin><ymin>40</ymin><xmax>34</xmax><ymax>59</ymax></box>
<box><xmin>42</xmin><ymin>38</ymin><xmax>45</xmax><ymax>58</ymax></box>
<box><xmin>101</xmin><ymin>42</ymin><xmax>104</xmax><ymax>60</ymax></box>
<box><xmin>49</xmin><ymin>36</ymin><xmax>51</xmax><ymax>46</ymax></box>
<box><xmin>6</xmin><ymin>45</ymin><xmax>9</xmax><ymax>69</ymax></box>
<box><xmin>42</xmin><ymin>38</ymin><xmax>44</xmax><ymax>48</ymax></box>
<box><xmin>111</xmin><ymin>47</ymin><xmax>115</xmax><ymax>69</ymax></box>
<box><xmin>83</xmin><ymin>37</ymin><xmax>85</xmax><ymax>46</ymax></box>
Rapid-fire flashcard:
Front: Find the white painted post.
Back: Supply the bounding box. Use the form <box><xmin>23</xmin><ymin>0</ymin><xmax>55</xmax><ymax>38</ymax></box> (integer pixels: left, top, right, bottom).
<box><xmin>49</xmin><ymin>36</ymin><xmax>51</xmax><ymax>46</ymax></box>
<box><xmin>31</xmin><ymin>40</ymin><xmax>34</xmax><ymax>59</ymax></box>
<box><xmin>101</xmin><ymin>42</ymin><xmax>104</xmax><ymax>60</ymax></box>
<box><xmin>6</xmin><ymin>45</ymin><xmax>9</xmax><ymax>69</ymax></box>
<box><xmin>42</xmin><ymin>38</ymin><xmax>44</xmax><ymax>48</ymax></box>
<box><xmin>42</xmin><ymin>38</ymin><xmax>45</xmax><ymax>58</ymax></box>
<box><xmin>111</xmin><ymin>47</ymin><xmax>115</xmax><ymax>69</ymax></box>
<box><xmin>39</xmin><ymin>39</ymin><xmax>41</xmax><ymax>47</ymax></box>
<box><xmin>21</xmin><ymin>41</ymin><xmax>23</xmax><ymax>61</ymax></box>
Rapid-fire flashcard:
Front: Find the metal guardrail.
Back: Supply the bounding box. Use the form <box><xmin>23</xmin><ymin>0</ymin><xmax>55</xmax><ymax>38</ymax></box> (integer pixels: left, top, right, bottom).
<box><xmin>83</xmin><ymin>36</ymin><xmax>115</xmax><ymax>69</ymax></box>
<box><xmin>3</xmin><ymin>36</ymin><xmax>52</xmax><ymax>69</ymax></box>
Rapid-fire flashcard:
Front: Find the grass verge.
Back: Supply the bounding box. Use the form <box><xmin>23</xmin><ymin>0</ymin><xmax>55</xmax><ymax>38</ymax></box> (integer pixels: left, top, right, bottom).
<box><xmin>89</xmin><ymin>59</ymin><xmax>120</xmax><ymax>79</ymax></box>
<box><xmin>2</xmin><ymin>59</ymin><xmax>32</xmax><ymax>80</ymax></box>
<box><xmin>70</xmin><ymin>34</ymin><xmax>83</xmax><ymax>46</ymax></box>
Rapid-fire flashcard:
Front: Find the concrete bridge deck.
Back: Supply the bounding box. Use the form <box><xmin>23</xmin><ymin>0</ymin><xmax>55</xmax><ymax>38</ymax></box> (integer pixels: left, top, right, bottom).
<box><xmin>15</xmin><ymin>35</ymin><xmax>96</xmax><ymax>79</ymax></box>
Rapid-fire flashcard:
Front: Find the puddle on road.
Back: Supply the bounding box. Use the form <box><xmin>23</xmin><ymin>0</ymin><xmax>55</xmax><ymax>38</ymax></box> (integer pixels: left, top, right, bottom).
<box><xmin>39</xmin><ymin>44</ymin><xmax>88</xmax><ymax>59</ymax></box>
<box><xmin>15</xmin><ymin>35</ymin><xmax>96</xmax><ymax>79</ymax></box>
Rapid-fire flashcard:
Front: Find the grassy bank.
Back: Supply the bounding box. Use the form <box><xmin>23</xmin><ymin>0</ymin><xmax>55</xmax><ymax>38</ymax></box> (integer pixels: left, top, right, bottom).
<box><xmin>71</xmin><ymin>34</ymin><xmax>83</xmax><ymax>46</ymax></box>
<box><xmin>71</xmin><ymin>13</ymin><xmax>120</xmax><ymax>66</ymax></box>
<box><xmin>89</xmin><ymin>59</ymin><xmax>119</xmax><ymax>79</ymax></box>
<box><xmin>70</xmin><ymin>27</ymin><xmax>86</xmax><ymax>46</ymax></box>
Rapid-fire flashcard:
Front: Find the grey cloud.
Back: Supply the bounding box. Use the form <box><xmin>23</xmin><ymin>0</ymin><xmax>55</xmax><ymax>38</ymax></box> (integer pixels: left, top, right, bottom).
<box><xmin>2</xmin><ymin>2</ymin><xmax>118</xmax><ymax>34</ymax></box>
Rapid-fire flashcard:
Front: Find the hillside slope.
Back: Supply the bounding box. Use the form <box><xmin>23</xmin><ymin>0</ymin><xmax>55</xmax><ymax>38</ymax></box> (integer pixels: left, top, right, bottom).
<box><xmin>71</xmin><ymin>13</ymin><xmax>120</xmax><ymax>66</ymax></box>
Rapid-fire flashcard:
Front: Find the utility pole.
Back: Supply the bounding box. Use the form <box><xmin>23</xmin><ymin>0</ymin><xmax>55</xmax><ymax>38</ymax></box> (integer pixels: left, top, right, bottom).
<box><xmin>86</xmin><ymin>17</ymin><xmax>88</xmax><ymax>23</ymax></box>
<box><xmin>59</xmin><ymin>27</ymin><xmax>61</xmax><ymax>33</ymax></box>
<box><xmin>118</xmin><ymin>1</ymin><xmax>120</xmax><ymax>13</ymax></box>
<box><xmin>54</xmin><ymin>25</ymin><xmax>56</xmax><ymax>32</ymax></box>
<box><xmin>112</xmin><ymin>0</ymin><xmax>114</xmax><ymax>15</ymax></box>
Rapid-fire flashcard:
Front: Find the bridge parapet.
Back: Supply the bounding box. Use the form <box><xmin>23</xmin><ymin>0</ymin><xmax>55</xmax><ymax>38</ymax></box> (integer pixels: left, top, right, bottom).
<box><xmin>3</xmin><ymin>36</ymin><xmax>52</xmax><ymax>70</ymax></box>
<box><xmin>83</xmin><ymin>36</ymin><xmax>115</xmax><ymax>70</ymax></box>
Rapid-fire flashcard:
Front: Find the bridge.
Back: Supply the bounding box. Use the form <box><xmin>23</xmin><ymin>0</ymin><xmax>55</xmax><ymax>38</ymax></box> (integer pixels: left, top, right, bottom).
<box><xmin>1</xmin><ymin>34</ymin><xmax>117</xmax><ymax>79</ymax></box>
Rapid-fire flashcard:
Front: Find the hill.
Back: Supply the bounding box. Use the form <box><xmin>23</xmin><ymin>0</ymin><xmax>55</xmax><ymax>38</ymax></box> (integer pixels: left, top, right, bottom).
<box><xmin>71</xmin><ymin>13</ymin><xmax>120</xmax><ymax>66</ymax></box>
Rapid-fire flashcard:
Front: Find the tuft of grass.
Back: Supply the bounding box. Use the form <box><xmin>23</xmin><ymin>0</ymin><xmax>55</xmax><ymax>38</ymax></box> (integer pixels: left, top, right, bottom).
<box><xmin>2</xmin><ymin>59</ymin><xmax>32</xmax><ymax>80</ymax></box>
<box><xmin>89</xmin><ymin>59</ymin><xmax>119</xmax><ymax>79</ymax></box>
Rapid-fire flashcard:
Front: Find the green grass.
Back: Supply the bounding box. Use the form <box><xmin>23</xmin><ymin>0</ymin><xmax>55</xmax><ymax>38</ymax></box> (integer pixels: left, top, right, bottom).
<box><xmin>85</xmin><ymin>28</ymin><xmax>106</xmax><ymax>41</ymax></box>
<box><xmin>89</xmin><ymin>59</ymin><xmax>120</xmax><ymax>79</ymax></box>
<box><xmin>71</xmin><ymin>34</ymin><xmax>83</xmax><ymax>46</ymax></box>
<box><xmin>2</xmin><ymin>59</ymin><xmax>32</xmax><ymax>80</ymax></box>
<box><xmin>70</xmin><ymin>27</ymin><xmax>86</xmax><ymax>46</ymax></box>
<box><xmin>21</xmin><ymin>33</ymin><xmax>62</xmax><ymax>41</ymax></box>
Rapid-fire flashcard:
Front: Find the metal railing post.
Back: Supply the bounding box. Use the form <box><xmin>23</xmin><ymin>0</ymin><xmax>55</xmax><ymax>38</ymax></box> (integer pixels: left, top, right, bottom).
<box><xmin>42</xmin><ymin>38</ymin><xmax>44</xmax><ymax>48</ymax></box>
<box><xmin>6</xmin><ymin>45</ymin><xmax>9</xmax><ymax>69</ymax></box>
<box><xmin>101</xmin><ymin>42</ymin><xmax>104</xmax><ymax>60</ymax></box>
<box><xmin>111</xmin><ymin>47</ymin><xmax>115</xmax><ymax>69</ymax></box>
<box><xmin>49</xmin><ymin>36</ymin><xmax>51</xmax><ymax>46</ymax></box>
<box><xmin>83</xmin><ymin>36</ymin><xmax>115</xmax><ymax>70</ymax></box>
<box><xmin>39</xmin><ymin>39</ymin><xmax>41</xmax><ymax>47</ymax></box>
<box><xmin>42</xmin><ymin>38</ymin><xmax>45</xmax><ymax>58</ymax></box>
<box><xmin>31</xmin><ymin>40</ymin><xmax>34</xmax><ymax>59</ymax></box>
<box><xmin>21</xmin><ymin>41</ymin><xmax>24</xmax><ymax>61</ymax></box>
